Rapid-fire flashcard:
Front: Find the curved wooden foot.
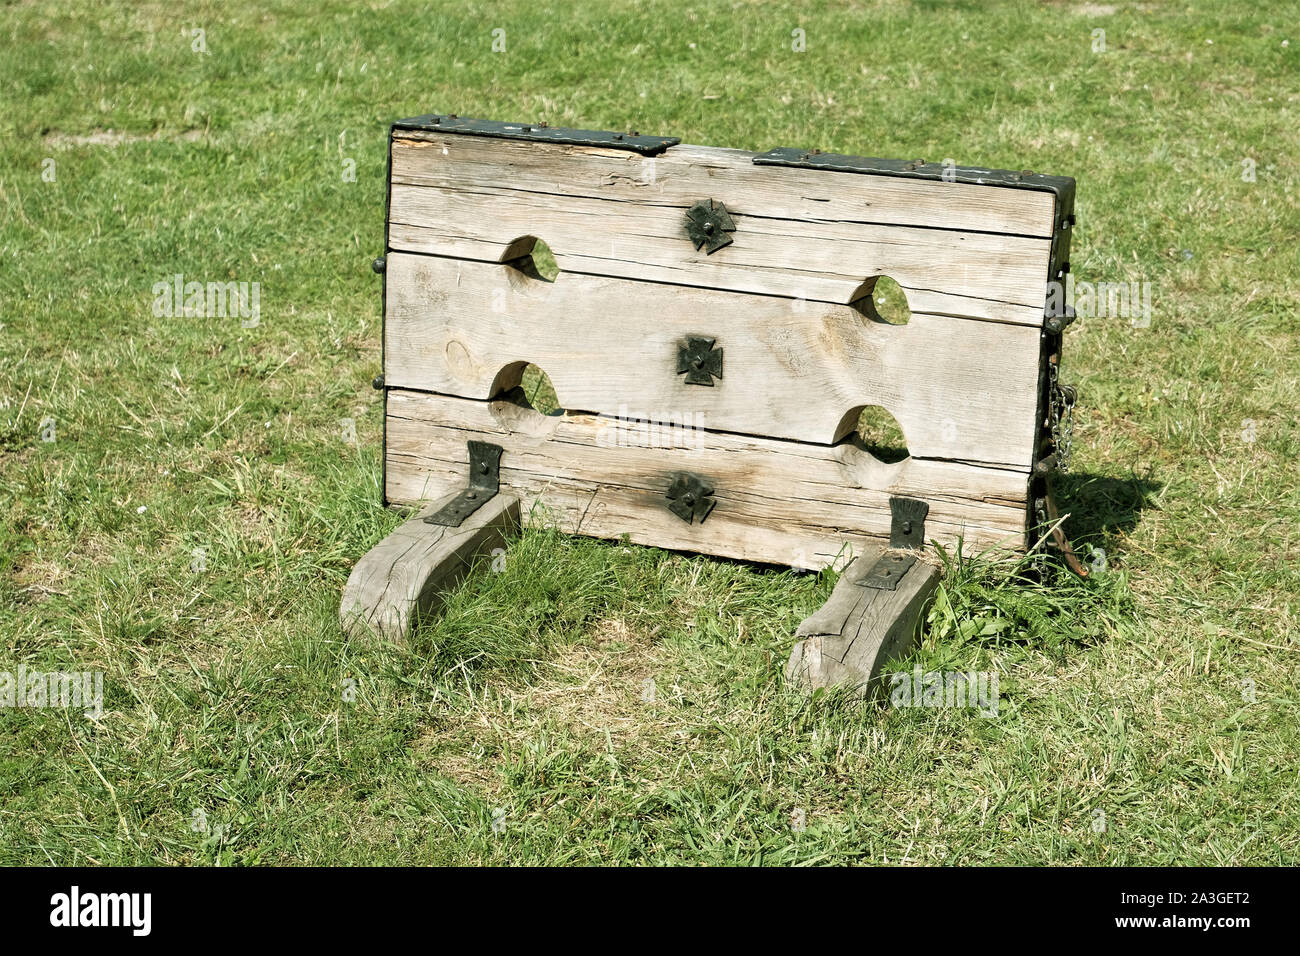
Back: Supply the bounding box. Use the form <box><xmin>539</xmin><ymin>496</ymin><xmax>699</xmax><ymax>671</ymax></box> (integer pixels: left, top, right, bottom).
<box><xmin>340</xmin><ymin>491</ymin><xmax>521</xmax><ymax>643</ymax></box>
<box><xmin>786</xmin><ymin>548</ymin><xmax>941</xmax><ymax>698</ymax></box>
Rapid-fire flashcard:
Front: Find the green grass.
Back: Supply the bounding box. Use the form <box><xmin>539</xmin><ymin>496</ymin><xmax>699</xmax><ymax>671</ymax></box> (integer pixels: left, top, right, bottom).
<box><xmin>1</xmin><ymin>0</ymin><xmax>1297</xmax><ymax>865</ymax></box>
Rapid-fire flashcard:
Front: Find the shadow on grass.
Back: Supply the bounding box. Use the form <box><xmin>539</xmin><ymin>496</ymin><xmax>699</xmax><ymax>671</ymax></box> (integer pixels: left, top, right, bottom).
<box><xmin>1055</xmin><ymin>470</ymin><xmax>1163</xmax><ymax>553</ymax></box>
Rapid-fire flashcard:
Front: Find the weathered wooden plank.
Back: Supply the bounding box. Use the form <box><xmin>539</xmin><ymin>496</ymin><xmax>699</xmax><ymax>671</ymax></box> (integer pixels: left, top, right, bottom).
<box><xmin>387</xmin><ymin>186</ymin><xmax>1048</xmax><ymax>322</ymax></box>
<box><xmin>391</xmin><ymin>134</ymin><xmax>1059</xmax><ymax>238</ymax></box>
<box><xmin>383</xmin><ymin>252</ymin><xmax>1041</xmax><ymax>466</ymax></box>
<box><xmin>383</xmin><ymin>389</ymin><xmax>1031</xmax><ymax>565</ymax></box>
<box><xmin>786</xmin><ymin>551</ymin><xmax>941</xmax><ymax>696</ymax></box>
<box><xmin>387</xmin><ymin>138</ymin><xmax>1053</xmax><ymax>320</ymax></box>
<box><xmin>340</xmin><ymin>490</ymin><xmax>521</xmax><ymax>643</ymax></box>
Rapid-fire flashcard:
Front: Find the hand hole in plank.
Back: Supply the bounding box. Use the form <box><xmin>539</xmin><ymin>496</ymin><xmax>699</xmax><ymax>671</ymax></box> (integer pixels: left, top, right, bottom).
<box><xmin>488</xmin><ymin>361</ymin><xmax>564</xmax><ymax>435</ymax></box>
<box><xmin>490</xmin><ymin>360</ymin><xmax>563</xmax><ymax>413</ymax></box>
<box><xmin>837</xmin><ymin>404</ymin><xmax>911</xmax><ymax>465</ymax></box>
<box><xmin>501</xmin><ymin>235</ymin><xmax>560</xmax><ymax>283</ymax></box>
<box><xmin>849</xmin><ymin>275</ymin><xmax>910</xmax><ymax>325</ymax></box>
<box><xmin>518</xmin><ymin>362</ymin><xmax>562</xmax><ymax>414</ymax></box>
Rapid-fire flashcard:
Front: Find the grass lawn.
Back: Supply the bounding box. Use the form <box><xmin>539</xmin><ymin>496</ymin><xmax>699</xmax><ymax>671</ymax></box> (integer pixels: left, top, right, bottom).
<box><xmin>1</xmin><ymin>0</ymin><xmax>1296</xmax><ymax>865</ymax></box>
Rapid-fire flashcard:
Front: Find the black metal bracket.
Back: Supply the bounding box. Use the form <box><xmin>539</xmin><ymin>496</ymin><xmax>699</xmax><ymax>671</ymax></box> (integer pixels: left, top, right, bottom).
<box><xmin>677</xmin><ymin>335</ymin><xmax>723</xmax><ymax>386</ymax></box>
<box><xmin>685</xmin><ymin>199</ymin><xmax>736</xmax><ymax>253</ymax></box>
<box><xmin>855</xmin><ymin>551</ymin><xmax>917</xmax><ymax>590</ymax></box>
<box><xmin>1031</xmin><ymin>188</ymin><xmax>1078</xmax><ymax>553</ymax></box>
<box><xmin>666</xmin><ymin>473</ymin><xmax>716</xmax><ymax>524</ymax></box>
<box><xmin>423</xmin><ymin>441</ymin><xmax>503</xmax><ymax>527</ymax></box>
<box><xmin>889</xmin><ymin>497</ymin><xmax>929</xmax><ymax>550</ymax></box>
<box><xmin>391</xmin><ymin>114</ymin><xmax>680</xmax><ymax>156</ymax></box>
<box><xmin>1044</xmin><ymin>301</ymin><xmax>1077</xmax><ymax>336</ymax></box>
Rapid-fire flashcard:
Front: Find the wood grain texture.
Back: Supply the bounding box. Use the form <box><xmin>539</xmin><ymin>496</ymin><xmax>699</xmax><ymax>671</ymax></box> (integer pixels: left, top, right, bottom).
<box><xmin>390</xmin><ymin>134</ymin><xmax>1058</xmax><ymax>236</ymax></box>
<box><xmin>383</xmin><ymin>252</ymin><xmax>1041</xmax><ymax>466</ymax></box>
<box><xmin>340</xmin><ymin>490</ymin><xmax>520</xmax><ymax>643</ymax></box>
<box><xmin>383</xmin><ymin>389</ymin><xmax>1031</xmax><ymax>565</ymax></box>
<box><xmin>387</xmin><ymin>136</ymin><xmax>1053</xmax><ymax>320</ymax></box>
<box><xmin>785</xmin><ymin>552</ymin><xmax>941</xmax><ymax>696</ymax></box>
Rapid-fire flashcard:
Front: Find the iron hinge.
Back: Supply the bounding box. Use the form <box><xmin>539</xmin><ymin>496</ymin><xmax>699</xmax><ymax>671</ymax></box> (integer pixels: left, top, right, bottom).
<box><xmin>1044</xmin><ymin>302</ymin><xmax>1077</xmax><ymax>336</ymax></box>
<box><xmin>423</xmin><ymin>441</ymin><xmax>503</xmax><ymax>527</ymax></box>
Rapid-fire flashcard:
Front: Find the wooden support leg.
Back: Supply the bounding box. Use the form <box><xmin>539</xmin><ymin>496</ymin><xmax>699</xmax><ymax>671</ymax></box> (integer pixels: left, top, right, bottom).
<box><xmin>340</xmin><ymin>491</ymin><xmax>521</xmax><ymax>644</ymax></box>
<box><xmin>785</xmin><ymin>549</ymin><xmax>941</xmax><ymax>698</ymax></box>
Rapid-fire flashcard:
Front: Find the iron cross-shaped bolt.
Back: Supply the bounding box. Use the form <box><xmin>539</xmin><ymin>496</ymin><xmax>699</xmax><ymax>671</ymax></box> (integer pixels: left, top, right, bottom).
<box><xmin>666</xmin><ymin>473</ymin><xmax>716</xmax><ymax>525</ymax></box>
<box><xmin>677</xmin><ymin>335</ymin><xmax>723</xmax><ymax>386</ymax></box>
<box><xmin>685</xmin><ymin>199</ymin><xmax>736</xmax><ymax>253</ymax></box>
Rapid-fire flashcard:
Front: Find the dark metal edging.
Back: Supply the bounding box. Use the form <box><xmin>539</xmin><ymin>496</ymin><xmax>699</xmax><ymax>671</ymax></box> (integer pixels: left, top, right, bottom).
<box><xmin>390</xmin><ymin>113</ymin><xmax>680</xmax><ymax>156</ymax></box>
<box><xmin>378</xmin><ymin>123</ymin><xmax>397</xmax><ymax>509</ymax></box>
<box><xmin>752</xmin><ymin>147</ymin><xmax>1076</xmax><ymax>234</ymax></box>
